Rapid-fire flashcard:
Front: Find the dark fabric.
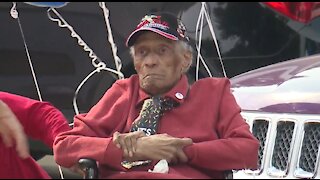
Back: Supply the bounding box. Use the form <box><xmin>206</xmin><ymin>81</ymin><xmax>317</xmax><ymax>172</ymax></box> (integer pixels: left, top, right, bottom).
<box><xmin>122</xmin><ymin>96</ymin><xmax>179</xmax><ymax>168</ymax></box>
<box><xmin>130</xmin><ymin>96</ymin><xmax>179</xmax><ymax>136</ymax></box>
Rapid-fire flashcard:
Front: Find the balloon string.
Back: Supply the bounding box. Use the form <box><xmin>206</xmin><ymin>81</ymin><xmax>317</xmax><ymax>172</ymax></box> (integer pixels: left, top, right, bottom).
<box><xmin>11</xmin><ymin>2</ymin><xmax>43</xmax><ymax>102</ymax></box>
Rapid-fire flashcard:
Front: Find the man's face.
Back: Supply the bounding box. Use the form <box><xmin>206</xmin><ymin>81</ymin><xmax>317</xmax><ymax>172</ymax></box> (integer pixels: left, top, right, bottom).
<box><xmin>132</xmin><ymin>32</ymin><xmax>190</xmax><ymax>95</ymax></box>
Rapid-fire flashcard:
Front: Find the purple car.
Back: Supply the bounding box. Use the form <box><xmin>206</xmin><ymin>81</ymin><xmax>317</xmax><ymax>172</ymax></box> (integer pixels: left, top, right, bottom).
<box><xmin>230</xmin><ymin>54</ymin><xmax>320</xmax><ymax>178</ymax></box>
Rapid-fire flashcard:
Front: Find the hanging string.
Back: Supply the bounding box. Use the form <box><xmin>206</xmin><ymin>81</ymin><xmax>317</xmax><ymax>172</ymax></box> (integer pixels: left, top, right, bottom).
<box><xmin>10</xmin><ymin>2</ymin><xmax>66</xmax><ymax>179</ymax></box>
<box><xmin>99</xmin><ymin>2</ymin><xmax>124</xmax><ymax>80</ymax></box>
<box><xmin>72</xmin><ymin>67</ymin><xmax>121</xmax><ymax>117</ymax></box>
<box><xmin>195</xmin><ymin>3</ymin><xmax>214</xmax><ymax>80</ymax></box>
<box><xmin>47</xmin><ymin>8</ymin><xmax>107</xmax><ymax>70</ymax></box>
<box><xmin>195</xmin><ymin>2</ymin><xmax>227</xmax><ymax>79</ymax></box>
<box><xmin>202</xmin><ymin>2</ymin><xmax>227</xmax><ymax>77</ymax></box>
<box><xmin>10</xmin><ymin>2</ymin><xmax>43</xmax><ymax>102</ymax></box>
<box><xmin>46</xmin><ymin>7</ymin><xmax>124</xmax><ymax>116</ymax></box>
<box><xmin>195</xmin><ymin>5</ymin><xmax>205</xmax><ymax>81</ymax></box>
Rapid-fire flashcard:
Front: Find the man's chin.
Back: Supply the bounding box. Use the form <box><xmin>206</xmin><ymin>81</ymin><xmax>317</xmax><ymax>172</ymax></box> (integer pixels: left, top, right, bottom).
<box><xmin>141</xmin><ymin>82</ymin><xmax>159</xmax><ymax>95</ymax></box>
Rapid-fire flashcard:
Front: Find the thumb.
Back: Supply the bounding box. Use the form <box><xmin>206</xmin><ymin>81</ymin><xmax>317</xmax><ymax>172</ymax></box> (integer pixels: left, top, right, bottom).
<box><xmin>2</xmin><ymin>133</ymin><xmax>13</xmax><ymax>148</ymax></box>
<box><xmin>179</xmin><ymin>137</ymin><xmax>193</xmax><ymax>146</ymax></box>
<box><xmin>135</xmin><ymin>130</ymin><xmax>146</xmax><ymax>138</ymax></box>
<box><xmin>112</xmin><ymin>131</ymin><xmax>121</xmax><ymax>148</ymax></box>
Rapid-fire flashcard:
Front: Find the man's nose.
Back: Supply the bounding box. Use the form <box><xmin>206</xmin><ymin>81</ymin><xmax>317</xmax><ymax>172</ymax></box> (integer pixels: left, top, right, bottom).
<box><xmin>144</xmin><ymin>52</ymin><xmax>159</xmax><ymax>67</ymax></box>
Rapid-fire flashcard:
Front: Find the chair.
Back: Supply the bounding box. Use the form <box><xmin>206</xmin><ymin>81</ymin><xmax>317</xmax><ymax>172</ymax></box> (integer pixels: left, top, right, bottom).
<box><xmin>77</xmin><ymin>158</ymin><xmax>233</xmax><ymax>179</ymax></box>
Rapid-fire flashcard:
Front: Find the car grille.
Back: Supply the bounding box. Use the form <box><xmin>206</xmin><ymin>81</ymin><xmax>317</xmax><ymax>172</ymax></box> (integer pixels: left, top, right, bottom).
<box><xmin>271</xmin><ymin>121</ymin><xmax>295</xmax><ymax>173</ymax></box>
<box><xmin>252</xmin><ymin>120</ymin><xmax>269</xmax><ymax>170</ymax></box>
<box><xmin>299</xmin><ymin>123</ymin><xmax>320</xmax><ymax>174</ymax></box>
<box><xmin>234</xmin><ymin>111</ymin><xmax>320</xmax><ymax>179</ymax></box>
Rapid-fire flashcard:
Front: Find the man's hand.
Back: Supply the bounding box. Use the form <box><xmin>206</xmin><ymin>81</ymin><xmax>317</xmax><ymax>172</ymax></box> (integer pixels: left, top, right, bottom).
<box><xmin>113</xmin><ymin>131</ymin><xmax>146</xmax><ymax>158</ymax></box>
<box><xmin>126</xmin><ymin>133</ymin><xmax>193</xmax><ymax>164</ymax></box>
<box><xmin>0</xmin><ymin>100</ymin><xmax>29</xmax><ymax>159</ymax></box>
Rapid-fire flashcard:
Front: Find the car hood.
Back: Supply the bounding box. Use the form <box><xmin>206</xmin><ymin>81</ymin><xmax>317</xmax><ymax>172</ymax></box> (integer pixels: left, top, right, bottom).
<box><xmin>230</xmin><ymin>54</ymin><xmax>320</xmax><ymax>114</ymax></box>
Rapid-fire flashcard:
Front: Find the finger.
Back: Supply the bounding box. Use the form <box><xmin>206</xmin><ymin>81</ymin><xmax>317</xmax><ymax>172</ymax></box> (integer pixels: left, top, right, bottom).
<box><xmin>179</xmin><ymin>138</ymin><xmax>193</xmax><ymax>146</ymax></box>
<box><xmin>132</xmin><ymin>131</ymin><xmax>145</xmax><ymax>152</ymax></box>
<box><xmin>118</xmin><ymin>137</ymin><xmax>129</xmax><ymax>157</ymax></box>
<box><xmin>2</xmin><ymin>134</ymin><xmax>13</xmax><ymax>148</ymax></box>
<box><xmin>162</xmin><ymin>133</ymin><xmax>169</xmax><ymax>137</ymax></box>
<box><xmin>15</xmin><ymin>132</ymin><xmax>30</xmax><ymax>159</ymax></box>
<box><xmin>167</xmin><ymin>153</ymin><xmax>178</xmax><ymax>165</ymax></box>
<box><xmin>112</xmin><ymin>131</ymin><xmax>121</xmax><ymax>148</ymax></box>
<box><xmin>176</xmin><ymin>149</ymin><xmax>189</xmax><ymax>163</ymax></box>
<box><xmin>136</xmin><ymin>130</ymin><xmax>146</xmax><ymax>138</ymax></box>
<box><xmin>131</xmin><ymin>135</ymin><xmax>137</xmax><ymax>153</ymax></box>
<box><xmin>112</xmin><ymin>131</ymin><xmax>119</xmax><ymax>141</ymax></box>
<box><xmin>124</xmin><ymin>136</ymin><xmax>133</xmax><ymax>157</ymax></box>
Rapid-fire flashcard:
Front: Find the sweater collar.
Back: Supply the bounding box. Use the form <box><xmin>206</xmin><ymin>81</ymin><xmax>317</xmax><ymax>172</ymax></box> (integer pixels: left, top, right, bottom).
<box><xmin>136</xmin><ymin>74</ymin><xmax>190</xmax><ymax>107</ymax></box>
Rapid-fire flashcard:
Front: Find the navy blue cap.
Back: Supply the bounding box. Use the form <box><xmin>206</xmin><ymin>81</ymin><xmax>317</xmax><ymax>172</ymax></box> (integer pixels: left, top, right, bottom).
<box><xmin>126</xmin><ymin>12</ymin><xmax>189</xmax><ymax>47</ymax></box>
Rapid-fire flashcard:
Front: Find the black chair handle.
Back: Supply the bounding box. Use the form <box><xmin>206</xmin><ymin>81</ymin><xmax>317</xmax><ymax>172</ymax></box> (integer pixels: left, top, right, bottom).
<box><xmin>78</xmin><ymin>158</ymin><xmax>98</xmax><ymax>179</ymax></box>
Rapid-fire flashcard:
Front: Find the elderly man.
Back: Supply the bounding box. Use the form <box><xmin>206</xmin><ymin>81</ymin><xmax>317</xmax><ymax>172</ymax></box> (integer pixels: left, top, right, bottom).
<box><xmin>0</xmin><ymin>92</ymin><xmax>71</xmax><ymax>178</ymax></box>
<box><xmin>53</xmin><ymin>12</ymin><xmax>259</xmax><ymax>179</ymax></box>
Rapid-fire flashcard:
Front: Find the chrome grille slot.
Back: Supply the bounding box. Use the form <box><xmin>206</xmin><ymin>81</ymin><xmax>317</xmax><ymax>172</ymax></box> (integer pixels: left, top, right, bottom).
<box><xmin>295</xmin><ymin>122</ymin><xmax>320</xmax><ymax>178</ymax></box>
<box><xmin>252</xmin><ymin>119</ymin><xmax>269</xmax><ymax>170</ymax></box>
<box><xmin>270</xmin><ymin>121</ymin><xmax>295</xmax><ymax>175</ymax></box>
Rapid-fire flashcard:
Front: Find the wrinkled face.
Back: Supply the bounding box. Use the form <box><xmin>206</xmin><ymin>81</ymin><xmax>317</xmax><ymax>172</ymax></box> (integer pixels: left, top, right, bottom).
<box><xmin>132</xmin><ymin>32</ymin><xmax>191</xmax><ymax>95</ymax></box>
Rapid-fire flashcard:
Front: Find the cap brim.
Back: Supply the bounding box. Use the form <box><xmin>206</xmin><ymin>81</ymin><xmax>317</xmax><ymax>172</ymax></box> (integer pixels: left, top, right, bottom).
<box><xmin>126</xmin><ymin>27</ymin><xmax>178</xmax><ymax>47</ymax></box>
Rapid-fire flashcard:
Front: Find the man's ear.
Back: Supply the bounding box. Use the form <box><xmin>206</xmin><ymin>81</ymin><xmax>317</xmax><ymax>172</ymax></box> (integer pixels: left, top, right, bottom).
<box><xmin>182</xmin><ymin>50</ymin><xmax>192</xmax><ymax>71</ymax></box>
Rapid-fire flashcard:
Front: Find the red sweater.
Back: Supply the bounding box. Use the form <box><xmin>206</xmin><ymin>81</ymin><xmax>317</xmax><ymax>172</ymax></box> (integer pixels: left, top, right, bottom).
<box><xmin>0</xmin><ymin>92</ymin><xmax>71</xmax><ymax>178</ymax></box>
<box><xmin>54</xmin><ymin>75</ymin><xmax>259</xmax><ymax>179</ymax></box>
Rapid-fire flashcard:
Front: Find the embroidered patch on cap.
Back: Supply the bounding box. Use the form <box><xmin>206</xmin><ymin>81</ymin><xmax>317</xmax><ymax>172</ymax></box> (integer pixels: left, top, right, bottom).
<box><xmin>126</xmin><ymin>12</ymin><xmax>189</xmax><ymax>47</ymax></box>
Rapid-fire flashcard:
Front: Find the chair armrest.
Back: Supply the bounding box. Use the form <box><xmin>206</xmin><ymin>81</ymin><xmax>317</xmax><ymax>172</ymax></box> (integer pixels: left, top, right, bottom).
<box><xmin>224</xmin><ymin>170</ymin><xmax>233</xmax><ymax>179</ymax></box>
<box><xmin>78</xmin><ymin>158</ymin><xmax>98</xmax><ymax>179</ymax></box>
<box><xmin>77</xmin><ymin>158</ymin><xmax>232</xmax><ymax>179</ymax></box>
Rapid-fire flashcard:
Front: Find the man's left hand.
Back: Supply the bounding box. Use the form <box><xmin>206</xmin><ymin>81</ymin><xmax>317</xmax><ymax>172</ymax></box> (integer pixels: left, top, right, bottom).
<box><xmin>0</xmin><ymin>100</ymin><xmax>30</xmax><ymax>159</ymax></box>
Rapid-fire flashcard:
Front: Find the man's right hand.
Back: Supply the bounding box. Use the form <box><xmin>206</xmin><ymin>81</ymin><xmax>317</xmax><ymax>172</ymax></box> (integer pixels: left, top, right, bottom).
<box><xmin>0</xmin><ymin>100</ymin><xmax>30</xmax><ymax>159</ymax></box>
<box><xmin>113</xmin><ymin>131</ymin><xmax>146</xmax><ymax>158</ymax></box>
<box><xmin>126</xmin><ymin>133</ymin><xmax>193</xmax><ymax>164</ymax></box>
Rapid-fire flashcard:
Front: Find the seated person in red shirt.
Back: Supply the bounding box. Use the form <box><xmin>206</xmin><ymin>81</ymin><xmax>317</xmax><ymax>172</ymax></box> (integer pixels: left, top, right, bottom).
<box><xmin>0</xmin><ymin>92</ymin><xmax>71</xmax><ymax>178</ymax></box>
<box><xmin>53</xmin><ymin>12</ymin><xmax>259</xmax><ymax>179</ymax></box>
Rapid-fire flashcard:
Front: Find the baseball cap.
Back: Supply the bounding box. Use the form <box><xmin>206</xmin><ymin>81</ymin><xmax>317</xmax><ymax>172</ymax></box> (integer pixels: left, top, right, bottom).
<box><xmin>126</xmin><ymin>12</ymin><xmax>189</xmax><ymax>47</ymax></box>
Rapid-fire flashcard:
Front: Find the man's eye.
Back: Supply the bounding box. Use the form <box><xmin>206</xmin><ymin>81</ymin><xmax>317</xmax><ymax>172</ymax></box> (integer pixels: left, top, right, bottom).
<box><xmin>159</xmin><ymin>46</ymin><xmax>169</xmax><ymax>54</ymax></box>
<box><xmin>137</xmin><ymin>49</ymin><xmax>147</xmax><ymax>56</ymax></box>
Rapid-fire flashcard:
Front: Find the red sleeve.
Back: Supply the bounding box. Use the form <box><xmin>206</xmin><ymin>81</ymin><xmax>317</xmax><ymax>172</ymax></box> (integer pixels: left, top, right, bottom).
<box><xmin>184</xmin><ymin>79</ymin><xmax>259</xmax><ymax>171</ymax></box>
<box><xmin>0</xmin><ymin>92</ymin><xmax>71</xmax><ymax>148</ymax></box>
<box><xmin>53</xmin><ymin>82</ymin><xmax>129</xmax><ymax>170</ymax></box>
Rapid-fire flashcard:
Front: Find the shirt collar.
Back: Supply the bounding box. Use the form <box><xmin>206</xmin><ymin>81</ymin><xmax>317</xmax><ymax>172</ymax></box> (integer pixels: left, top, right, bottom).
<box><xmin>136</xmin><ymin>75</ymin><xmax>189</xmax><ymax>107</ymax></box>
